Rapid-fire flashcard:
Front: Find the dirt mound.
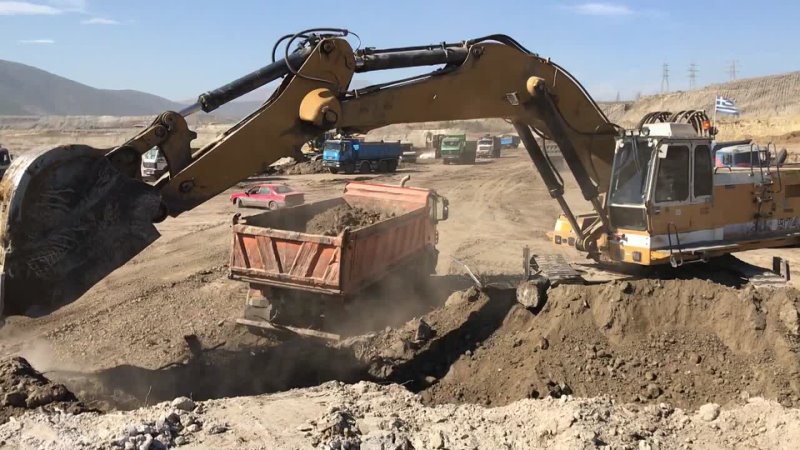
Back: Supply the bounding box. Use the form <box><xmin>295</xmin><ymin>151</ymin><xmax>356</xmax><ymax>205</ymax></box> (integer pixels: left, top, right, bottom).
<box><xmin>271</xmin><ymin>158</ymin><xmax>326</xmax><ymax>175</ymax></box>
<box><xmin>306</xmin><ymin>204</ymin><xmax>394</xmax><ymax>236</ymax></box>
<box><xmin>0</xmin><ymin>357</ymin><xmax>89</xmax><ymax>423</ymax></box>
<box><xmin>354</xmin><ymin>280</ymin><xmax>800</xmax><ymax>409</ymax></box>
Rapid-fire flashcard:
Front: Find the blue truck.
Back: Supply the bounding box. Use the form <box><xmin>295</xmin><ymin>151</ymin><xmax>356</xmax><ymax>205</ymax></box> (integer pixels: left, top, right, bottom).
<box><xmin>322</xmin><ymin>138</ymin><xmax>403</xmax><ymax>174</ymax></box>
<box><xmin>499</xmin><ymin>135</ymin><xmax>520</xmax><ymax>149</ymax></box>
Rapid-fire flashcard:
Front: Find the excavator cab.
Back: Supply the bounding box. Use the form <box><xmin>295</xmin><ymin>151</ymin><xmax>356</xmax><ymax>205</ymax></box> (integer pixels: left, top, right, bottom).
<box><xmin>551</xmin><ymin>122</ymin><xmax>715</xmax><ymax>266</ymax></box>
<box><xmin>602</xmin><ymin>123</ymin><xmax>715</xmax><ymax>265</ymax></box>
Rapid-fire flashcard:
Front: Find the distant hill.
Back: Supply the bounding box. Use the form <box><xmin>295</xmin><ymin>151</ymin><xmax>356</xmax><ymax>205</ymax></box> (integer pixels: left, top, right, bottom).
<box><xmin>0</xmin><ymin>59</ymin><xmax>182</xmax><ymax>116</ymax></box>
<box><xmin>603</xmin><ymin>71</ymin><xmax>800</xmax><ymax>126</ymax></box>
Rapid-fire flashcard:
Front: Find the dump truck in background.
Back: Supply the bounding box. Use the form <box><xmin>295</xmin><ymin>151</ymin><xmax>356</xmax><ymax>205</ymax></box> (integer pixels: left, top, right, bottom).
<box><xmin>400</xmin><ymin>143</ymin><xmax>418</xmax><ymax>163</ymax></box>
<box><xmin>499</xmin><ymin>134</ymin><xmax>520</xmax><ymax>149</ymax></box>
<box><xmin>441</xmin><ymin>134</ymin><xmax>477</xmax><ymax>164</ymax></box>
<box><xmin>322</xmin><ymin>138</ymin><xmax>402</xmax><ymax>174</ymax></box>
<box><xmin>476</xmin><ymin>135</ymin><xmax>501</xmax><ymax>158</ymax></box>
<box><xmin>141</xmin><ymin>147</ymin><xmax>168</xmax><ymax>180</ymax></box>
<box><xmin>229</xmin><ymin>181</ymin><xmax>449</xmax><ymax>339</ymax></box>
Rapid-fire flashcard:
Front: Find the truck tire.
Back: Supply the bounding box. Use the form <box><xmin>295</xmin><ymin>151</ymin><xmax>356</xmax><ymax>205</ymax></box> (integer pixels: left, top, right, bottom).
<box><xmin>328</xmin><ymin>167</ymin><xmax>339</xmax><ymax>174</ymax></box>
<box><xmin>359</xmin><ymin>161</ymin><xmax>371</xmax><ymax>174</ymax></box>
<box><xmin>377</xmin><ymin>160</ymin><xmax>389</xmax><ymax>173</ymax></box>
<box><xmin>388</xmin><ymin>160</ymin><xmax>398</xmax><ymax>172</ymax></box>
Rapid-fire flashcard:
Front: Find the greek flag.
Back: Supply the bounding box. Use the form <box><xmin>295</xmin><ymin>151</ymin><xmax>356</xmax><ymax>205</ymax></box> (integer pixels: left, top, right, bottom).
<box><xmin>715</xmin><ymin>96</ymin><xmax>740</xmax><ymax>115</ymax></box>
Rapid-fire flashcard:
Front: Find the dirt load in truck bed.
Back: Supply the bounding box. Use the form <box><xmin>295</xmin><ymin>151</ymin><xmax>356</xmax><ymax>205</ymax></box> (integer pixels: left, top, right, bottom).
<box><xmin>305</xmin><ymin>204</ymin><xmax>396</xmax><ymax>236</ymax></box>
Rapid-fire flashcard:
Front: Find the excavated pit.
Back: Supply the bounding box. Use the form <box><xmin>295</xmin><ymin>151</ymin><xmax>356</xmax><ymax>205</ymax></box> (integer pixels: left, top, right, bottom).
<box><xmin>11</xmin><ymin>277</ymin><xmax>800</xmax><ymax>422</ymax></box>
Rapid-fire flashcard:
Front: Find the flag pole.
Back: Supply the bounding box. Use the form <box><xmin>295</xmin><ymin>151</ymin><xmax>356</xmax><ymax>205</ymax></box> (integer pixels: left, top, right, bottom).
<box><xmin>712</xmin><ymin>95</ymin><xmax>717</xmax><ymax>132</ymax></box>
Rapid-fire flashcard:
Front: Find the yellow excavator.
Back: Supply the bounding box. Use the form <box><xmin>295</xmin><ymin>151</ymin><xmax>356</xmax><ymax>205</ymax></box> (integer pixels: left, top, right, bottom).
<box><xmin>1</xmin><ymin>29</ymin><xmax>798</xmax><ymax>317</ymax></box>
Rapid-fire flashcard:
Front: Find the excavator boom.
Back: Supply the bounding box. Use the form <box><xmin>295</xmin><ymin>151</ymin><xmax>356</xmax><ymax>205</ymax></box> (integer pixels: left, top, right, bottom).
<box><xmin>0</xmin><ymin>32</ymin><xmax>614</xmax><ymax>316</ymax></box>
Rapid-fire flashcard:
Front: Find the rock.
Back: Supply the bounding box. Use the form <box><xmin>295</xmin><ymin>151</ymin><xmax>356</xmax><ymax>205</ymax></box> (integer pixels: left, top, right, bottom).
<box><xmin>780</xmin><ymin>303</ymin><xmax>800</xmax><ymax>335</ymax></box>
<box><xmin>424</xmin><ymin>376</ymin><xmax>437</xmax><ymax>385</ymax></box>
<box><xmin>415</xmin><ymin>319</ymin><xmax>435</xmax><ymax>342</ymax></box>
<box><xmin>698</xmin><ymin>403</ymin><xmax>721</xmax><ymax>421</ymax></box>
<box><xmin>620</xmin><ymin>281</ymin><xmax>634</xmax><ymax>294</ymax></box>
<box><xmin>174</xmin><ymin>436</ymin><xmax>187</xmax><ymax>446</ymax></box>
<box><xmin>540</xmin><ymin>337</ymin><xmax>549</xmax><ymax>350</ymax></box>
<box><xmin>171</xmin><ymin>396</ymin><xmax>195</xmax><ymax>412</ymax></box>
<box><xmin>186</xmin><ymin>424</ymin><xmax>201</xmax><ymax>433</ymax></box>
<box><xmin>138</xmin><ymin>434</ymin><xmax>153</xmax><ymax>450</ymax></box>
<box><xmin>646</xmin><ymin>384</ymin><xmax>662</xmax><ymax>399</ymax></box>
<box><xmin>26</xmin><ymin>384</ymin><xmax>73</xmax><ymax>407</ymax></box>
<box><xmin>430</xmin><ymin>430</ymin><xmax>445</xmax><ymax>449</ymax></box>
<box><xmin>689</xmin><ymin>353</ymin><xmax>702</xmax><ymax>364</ymax></box>
<box><xmin>645</xmin><ymin>371</ymin><xmax>657</xmax><ymax>381</ymax></box>
<box><xmin>207</xmin><ymin>423</ymin><xmax>228</xmax><ymax>435</ymax></box>
<box><xmin>124</xmin><ymin>441</ymin><xmax>136</xmax><ymax>450</ymax></box>
<box><xmin>516</xmin><ymin>277</ymin><xmax>550</xmax><ymax>310</ymax></box>
<box><xmin>2</xmin><ymin>391</ymin><xmax>27</xmax><ymax>407</ymax></box>
<box><xmin>136</xmin><ymin>425</ymin><xmax>155</xmax><ymax>435</ymax></box>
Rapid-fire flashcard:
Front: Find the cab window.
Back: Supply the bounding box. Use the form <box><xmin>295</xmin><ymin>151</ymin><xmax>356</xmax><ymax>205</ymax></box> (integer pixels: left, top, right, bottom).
<box><xmin>693</xmin><ymin>145</ymin><xmax>712</xmax><ymax>197</ymax></box>
<box><xmin>655</xmin><ymin>146</ymin><xmax>690</xmax><ymax>203</ymax></box>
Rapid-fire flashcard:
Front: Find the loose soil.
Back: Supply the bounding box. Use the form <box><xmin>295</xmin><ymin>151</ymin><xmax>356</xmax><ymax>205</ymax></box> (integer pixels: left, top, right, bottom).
<box><xmin>306</xmin><ymin>204</ymin><xmax>394</xmax><ymax>236</ymax></box>
<box><xmin>0</xmin><ymin>357</ymin><xmax>90</xmax><ymax>424</ymax></box>
<box><xmin>351</xmin><ymin>279</ymin><xmax>800</xmax><ymax>410</ymax></box>
<box><xmin>277</xmin><ymin>159</ymin><xmax>326</xmax><ymax>175</ymax></box>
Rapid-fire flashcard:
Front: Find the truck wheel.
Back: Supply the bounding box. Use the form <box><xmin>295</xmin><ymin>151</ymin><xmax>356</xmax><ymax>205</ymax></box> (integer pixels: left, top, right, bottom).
<box><xmin>344</xmin><ymin>163</ymin><xmax>355</xmax><ymax>174</ymax></box>
<box><xmin>377</xmin><ymin>160</ymin><xmax>389</xmax><ymax>173</ymax></box>
<box><xmin>329</xmin><ymin>167</ymin><xmax>339</xmax><ymax>174</ymax></box>
<box><xmin>359</xmin><ymin>161</ymin><xmax>371</xmax><ymax>174</ymax></box>
<box><xmin>268</xmin><ymin>201</ymin><xmax>277</xmax><ymax>210</ymax></box>
<box><xmin>388</xmin><ymin>160</ymin><xmax>398</xmax><ymax>172</ymax></box>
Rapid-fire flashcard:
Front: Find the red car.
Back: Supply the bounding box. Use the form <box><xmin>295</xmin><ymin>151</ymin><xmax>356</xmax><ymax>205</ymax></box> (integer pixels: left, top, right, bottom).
<box><xmin>229</xmin><ymin>183</ymin><xmax>305</xmax><ymax>209</ymax></box>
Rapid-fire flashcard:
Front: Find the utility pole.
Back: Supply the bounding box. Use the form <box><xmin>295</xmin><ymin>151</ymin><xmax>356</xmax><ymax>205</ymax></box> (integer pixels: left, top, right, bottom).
<box><xmin>615</xmin><ymin>91</ymin><xmax>620</xmax><ymax>102</ymax></box>
<box><xmin>661</xmin><ymin>63</ymin><xmax>670</xmax><ymax>93</ymax></box>
<box><xmin>688</xmin><ymin>63</ymin><xmax>698</xmax><ymax>89</ymax></box>
<box><xmin>728</xmin><ymin>60</ymin><xmax>738</xmax><ymax>80</ymax></box>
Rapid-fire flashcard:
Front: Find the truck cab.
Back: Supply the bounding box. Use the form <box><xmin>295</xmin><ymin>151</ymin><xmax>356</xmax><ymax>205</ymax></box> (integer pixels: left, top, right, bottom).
<box><xmin>713</xmin><ymin>144</ymin><xmax>762</xmax><ymax>168</ymax></box>
<box><xmin>141</xmin><ymin>147</ymin><xmax>168</xmax><ymax>180</ymax></box>
<box><xmin>440</xmin><ymin>134</ymin><xmax>477</xmax><ymax>165</ymax></box>
<box><xmin>322</xmin><ymin>138</ymin><xmax>401</xmax><ymax>174</ymax></box>
<box><xmin>476</xmin><ymin>135</ymin><xmax>501</xmax><ymax>158</ymax></box>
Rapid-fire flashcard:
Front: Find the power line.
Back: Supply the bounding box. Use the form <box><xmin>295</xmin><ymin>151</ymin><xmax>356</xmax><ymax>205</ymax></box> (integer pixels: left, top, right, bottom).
<box><xmin>661</xmin><ymin>63</ymin><xmax>670</xmax><ymax>93</ymax></box>
<box><xmin>728</xmin><ymin>60</ymin><xmax>738</xmax><ymax>80</ymax></box>
<box><xmin>688</xmin><ymin>63</ymin><xmax>698</xmax><ymax>89</ymax></box>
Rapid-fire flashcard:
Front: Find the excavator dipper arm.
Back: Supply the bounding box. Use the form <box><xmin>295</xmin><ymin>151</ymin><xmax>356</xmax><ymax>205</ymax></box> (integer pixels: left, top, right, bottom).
<box><xmin>0</xmin><ymin>33</ymin><xmax>615</xmax><ymax>316</ymax></box>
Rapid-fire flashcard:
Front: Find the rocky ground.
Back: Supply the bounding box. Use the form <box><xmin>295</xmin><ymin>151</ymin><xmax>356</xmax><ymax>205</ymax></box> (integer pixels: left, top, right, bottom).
<box><xmin>1</xmin><ymin>380</ymin><xmax>799</xmax><ymax>449</ymax></box>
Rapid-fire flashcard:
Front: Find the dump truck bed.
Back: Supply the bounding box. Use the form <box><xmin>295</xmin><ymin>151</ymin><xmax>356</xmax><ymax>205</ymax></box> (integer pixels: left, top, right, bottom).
<box><xmin>229</xmin><ymin>182</ymin><xmax>441</xmax><ymax>297</ymax></box>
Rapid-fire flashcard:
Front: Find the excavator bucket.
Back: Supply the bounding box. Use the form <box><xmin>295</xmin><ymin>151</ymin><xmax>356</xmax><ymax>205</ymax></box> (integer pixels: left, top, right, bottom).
<box><xmin>0</xmin><ymin>146</ymin><xmax>162</xmax><ymax>317</ymax></box>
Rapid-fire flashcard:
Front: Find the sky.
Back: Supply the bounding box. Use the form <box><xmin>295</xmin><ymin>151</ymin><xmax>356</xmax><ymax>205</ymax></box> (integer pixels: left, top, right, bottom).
<box><xmin>1</xmin><ymin>0</ymin><xmax>798</xmax><ymax>102</ymax></box>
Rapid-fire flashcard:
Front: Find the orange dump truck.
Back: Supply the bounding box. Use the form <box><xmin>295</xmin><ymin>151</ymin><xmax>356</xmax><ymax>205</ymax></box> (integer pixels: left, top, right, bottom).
<box><xmin>229</xmin><ymin>181</ymin><xmax>448</xmax><ymax>338</ymax></box>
